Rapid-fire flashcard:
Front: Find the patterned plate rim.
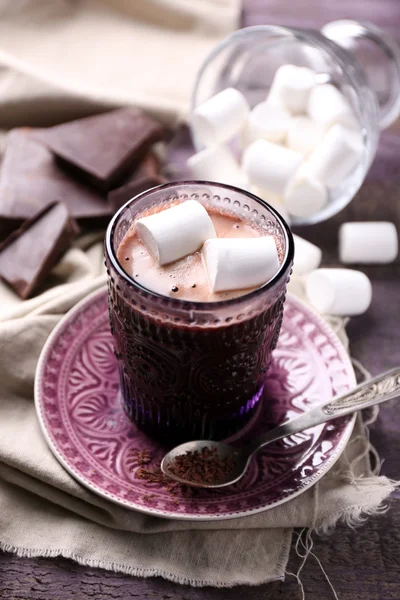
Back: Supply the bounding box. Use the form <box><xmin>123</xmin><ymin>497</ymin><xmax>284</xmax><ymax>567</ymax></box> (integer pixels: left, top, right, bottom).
<box><xmin>35</xmin><ymin>286</ymin><xmax>356</xmax><ymax>521</ymax></box>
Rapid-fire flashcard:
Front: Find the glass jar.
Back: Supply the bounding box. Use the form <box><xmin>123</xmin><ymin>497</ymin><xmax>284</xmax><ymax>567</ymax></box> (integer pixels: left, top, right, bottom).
<box><xmin>191</xmin><ymin>20</ymin><xmax>400</xmax><ymax>225</ymax></box>
<box><xmin>105</xmin><ymin>181</ymin><xmax>294</xmax><ymax>444</ymax></box>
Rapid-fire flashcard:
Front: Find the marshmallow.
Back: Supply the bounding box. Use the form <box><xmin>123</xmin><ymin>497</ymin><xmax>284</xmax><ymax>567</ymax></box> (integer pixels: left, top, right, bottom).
<box><xmin>187</xmin><ymin>145</ymin><xmax>240</xmax><ymax>184</ymax></box>
<box><xmin>243</xmin><ymin>139</ymin><xmax>303</xmax><ymax>195</ymax></box>
<box><xmin>287</xmin><ymin>116</ymin><xmax>326</xmax><ymax>157</ymax></box>
<box><xmin>306</xmin><ymin>268</ymin><xmax>372</xmax><ymax>316</ymax></box>
<box><xmin>192</xmin><ymin>88</ymin><xmax>250</xmax><ymax>146</ymax></box>
<box><xmin>293</xmin><ymin>235</ymin><xmax>322</xmax><ymax>275</ymax></box>
<box><xmin>136</xmin><ymin>200</ymin><xmax>216</xmax><ymax>266</ymax></box>
<box><xmin>307</xmin><ymin>124</ymin><xmax>363</xmax><ymax>187</ymax></box>
<box><xmin>202</xmin><ymin>236</ymin><xmax>280</xmax><ymax>293</ymax></box>
<box><xmin>267</xmin><ymin>65</ymin><xmax>317</xmax><ymax>114</ymax></box>
<box><xmin>339</xmin><ymin>222</ymin><xmax>398</xmax><ymax>264</ymax></box>
<box><xmin>251</xmin><ymin>186</ymin><xmax>291</xmax><ymax>224</ymax></box>
<box><xmin>224</xmin><ymin>173</ymin><xmax>252</xmax><ymax>192</ymax></box>
<box><xmin>307</xmin><ymin>84</ymin><xmax>357</xmax><ymax>129</ymax></box>
<box><xmin>284</xmin><ymin>170</ymin><xmax>328</xmax><ymax>218</ymax></box>
<box><xmin>245</xmin><ymin>102</ymin><xmax>291</xmax><ymax>144</ymax></box>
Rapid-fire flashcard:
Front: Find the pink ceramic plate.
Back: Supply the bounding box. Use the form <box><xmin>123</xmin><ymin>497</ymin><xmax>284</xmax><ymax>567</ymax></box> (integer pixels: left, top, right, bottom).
<box><xmin>35</xmin><ymin>288</ymin><xmax>355</xmax><ymax>520</ymax></box>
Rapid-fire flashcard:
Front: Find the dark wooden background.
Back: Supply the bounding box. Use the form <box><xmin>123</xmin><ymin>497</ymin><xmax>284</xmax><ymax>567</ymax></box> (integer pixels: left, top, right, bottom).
<box><xmin>1</xmin><ymin>1</ymin><xmax>399</xmax><ymax>598</ymax></box>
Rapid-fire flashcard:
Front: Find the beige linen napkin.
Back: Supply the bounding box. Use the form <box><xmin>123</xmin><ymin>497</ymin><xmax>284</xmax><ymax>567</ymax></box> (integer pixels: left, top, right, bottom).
<box><xmin>0</xmin><ymin>0</ymin><xmax>240</xmax><ymax>127</ymax></box>
<box><xmin>0</xmin><ymin>238</ymin><xmax>396</xmax><ymax>587</ymax></box>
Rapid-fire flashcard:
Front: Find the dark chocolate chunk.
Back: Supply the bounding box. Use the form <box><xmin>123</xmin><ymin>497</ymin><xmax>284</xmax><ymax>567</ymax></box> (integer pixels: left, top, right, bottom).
<box><xmin>108</xmin><ymin>177</ymin><xmax>166</xmax><ymax>212</ymax></box>
<box><xmin>108</xmin><ymin>152</ymin><xmax>167</xmax><ymax>211</ymax></box>
<box><xmin>0</xmin><ymin>202</ymin><xmax>79</xmax><ymax>299</ymax></box>
<box><xmin>0</xmin><ymin>129</ymin><xmax>111</xmax><ymax>240</ymax></box>
<box><xmin>133</xmin><ymin>153</ymin><xmax>162</xmax><ymax>180</ymax></box>
<box><xmin>34</xmin><ymin>108</ymin><xmax>166</xmax><ymax>191</ymax></box>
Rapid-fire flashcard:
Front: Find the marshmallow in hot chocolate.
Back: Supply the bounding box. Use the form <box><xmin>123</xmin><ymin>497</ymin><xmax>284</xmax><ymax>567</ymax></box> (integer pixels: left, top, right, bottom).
<box><xmin>135</xmin><ymin>200</ymin><xmax>216</xmax><ymax>266</ymax></box>
<box><xmin>202</xmin><ymin>236</ymin><xmax>280</xmax><ymax>293</ymax></box>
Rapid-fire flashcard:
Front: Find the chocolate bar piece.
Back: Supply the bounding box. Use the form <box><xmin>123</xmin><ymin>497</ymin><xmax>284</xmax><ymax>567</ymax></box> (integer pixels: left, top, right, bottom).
<box><xmin>108</xmin><ymin>177</ymin><xmax>165</xmax><ymax>212</ymax></box>
<box><xmin>34</xmin><ymin>108</ymin><xmax>165</xmax><ymax>191</ymax></box>
<box><xmin>108</xmin><ymin>152</ymin><xmax>167</xmax><ymax>211</ymax></box>
<box><xmin>133</xmin><ymin>153</ymin><xmax>162</xmax><ymax>179</ymax></box>
<box><xmin>0</xmin><ymin>129</ymin><xmax>111</xmax><ymax>240</ymax></box>
<box><xmin>0</xmin><ymin>202</ymin><xmax>79</xmax><ymax>299</ymax></box>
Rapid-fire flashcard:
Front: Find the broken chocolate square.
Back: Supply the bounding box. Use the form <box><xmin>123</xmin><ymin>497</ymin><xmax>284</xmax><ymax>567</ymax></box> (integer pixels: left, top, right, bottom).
<box><xmin>0</xmin><ymin>129</ymin><xmax>111</xmax><ymax>240</ymax></box>
<box><xmin>34</xmin><ymin>108</ymin><xmax>166</xmax><ymax>191</ymax></box>
<box><xmin>133</xmin><ymin>153</ymin><xmax>163</xmax><ymax>180</ymax></box>
<box><xmin>0</xmin><ymin>202</ymin><xmax>79</xmax><ymax>299</ymax></box>
<box><xmin>108</xmin><ymin>152</ymin><xmax>167</xmax><ymax>211</ymax></box>
<box><xmin>108</xmin><ymin>177</ymin><xmax>165</xmax><ymax>212</ymax></box>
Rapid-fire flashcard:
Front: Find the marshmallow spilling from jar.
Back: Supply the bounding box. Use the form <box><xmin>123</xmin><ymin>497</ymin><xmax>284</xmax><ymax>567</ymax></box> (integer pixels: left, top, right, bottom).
<box><xmin>188</xmin><ymin>64</ymin><xmax>364</xmax><ymax>220</ymax></box>
<box><xmin>292</xmin><ymin>234</ymin><xmax>322</xmax><ymax>275</ymax></box>
<box><xmin>136</xmin><ymin>200</ymin><xmax>281</xmax><ymax>293</ymax></box>
<box><xmin>306</xmin><ymin>268</ymin><xmax>372</xmax><ymax>316</ymax></box>
<box><xmin>339</xmin><ymin>221</ymin><xmax>398</xmax><ymax>264</ymax></box>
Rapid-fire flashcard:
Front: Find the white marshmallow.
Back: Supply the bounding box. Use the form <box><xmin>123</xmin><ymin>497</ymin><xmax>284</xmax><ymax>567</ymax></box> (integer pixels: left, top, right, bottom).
<box><xmin>192</xmin><ymin>88</ymin><xmax>250</xmax><ymax>146</ymax></box>
<box><xmin>228</xmin><ymin>173</ymin><xmax>252</xmax><ymax>192</ymax></box>
<box><xmin>307</xmin><ymin>124</ymin><xmax>363</xmax><ymax>187</ymax></box>
<box><xmin>251</xmin><ymin>186</ymin><xmax>291</xmax><ymax>224</ymax></box>
<box><xmin>243</xmin><ymin>139</ymin><xmax>303</xmax><ymax>195</ymax></box>
<box><xmin>245</xmin><ymin>102</ymin><xmax>291</xmax><ymax>144</ymax></box>
<box><xmin>306</xmin><ymin>268</ymin><xmax>372</xmax><ymax>316</ymax></box>
<box><xmin>307</xmin><ymin>83</ymin><xmax>357</xmax><ymax>129</ymax></box>
<box><xmin>187</xmin><ymin>145</ymin><xmax>240</xmax><ymax>184</ymax></box>
<box><xmin>136</xmin><ymin>200</ymin><xmax>216</xmax><ymax>266</ymax></box>
<box><xmin>339</xmin><ymin>222</ymin><xmax>398</xmax><ymax>264</ymax></box>
<box><xmin>267</xmin><ymin>65</ymin><xmax>317</xmax><ymax>114</ymax></box>
<box><xmin>287</xmin><ymin>116</ymin><xmax>326</xmax><ymax>157</ymax></box>
<box><xmin>202</xmin><ymin>236</ymin><xmax>280</xmax><ymax>293</ymax></box>
<box><xmin>293</xmin><ymin>235</ymin><xmax>322</xmax><ymax>275</ymax></box>
<box><xmin>284</xmin><ymin>170</ymin><xmax>328</xmax><ymax>218</ymax></box>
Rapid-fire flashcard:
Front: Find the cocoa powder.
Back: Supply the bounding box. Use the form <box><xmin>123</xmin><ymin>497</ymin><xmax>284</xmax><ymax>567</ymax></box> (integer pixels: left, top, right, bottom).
<box><xmin>133</xmin><ymin>448</ymin><xmax>152</xmax><ymax>465</ymax></box>
<box><xmin>135</xmin><ymin>464</ymin><xmax>195</xmax><ymax>497</ymax></box>
<box><xmin>167</xmin><ymin>447</ymin><xmax>235</xmax><ymax>485</ymax></box>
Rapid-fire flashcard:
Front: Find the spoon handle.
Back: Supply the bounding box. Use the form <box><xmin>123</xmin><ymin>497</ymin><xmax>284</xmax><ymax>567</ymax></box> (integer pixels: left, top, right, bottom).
<box><xmin>246</xmin><ymin>367</ymin><xmax>400</xmax><ymax>456</ymax></box>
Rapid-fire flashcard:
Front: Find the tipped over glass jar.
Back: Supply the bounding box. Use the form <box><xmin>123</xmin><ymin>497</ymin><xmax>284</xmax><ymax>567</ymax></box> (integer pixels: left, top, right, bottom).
<box><xmin>190</xmin><ymin>20</ymin><xmax>400</xmax><ymax>225</ymax></box>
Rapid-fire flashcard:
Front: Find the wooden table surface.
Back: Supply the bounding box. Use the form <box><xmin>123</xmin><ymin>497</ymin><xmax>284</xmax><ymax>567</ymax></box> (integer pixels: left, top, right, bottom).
<box><xmin>1</xmin><ymin>1</ymin><xmax>400</xmax><ymax>599</ymax></box>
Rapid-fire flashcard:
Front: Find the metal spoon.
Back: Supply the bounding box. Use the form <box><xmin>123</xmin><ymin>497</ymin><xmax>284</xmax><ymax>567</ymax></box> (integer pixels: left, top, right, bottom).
<box><xmin>161</xmin><ymin>368</ymin><xmax>400</xmax><ymax>488</ymax></box>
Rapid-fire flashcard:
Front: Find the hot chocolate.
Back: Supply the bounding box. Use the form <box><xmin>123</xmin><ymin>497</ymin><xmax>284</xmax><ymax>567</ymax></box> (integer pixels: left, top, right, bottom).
<box><xmin>106</xmin><ymin>182</ymin><xmax>293</xmax><ymax>444</ymax></box>
<box><xmin>117</xmin><ymin>202</ymin><xmax>281</xmax><ymax>302</ymax></box>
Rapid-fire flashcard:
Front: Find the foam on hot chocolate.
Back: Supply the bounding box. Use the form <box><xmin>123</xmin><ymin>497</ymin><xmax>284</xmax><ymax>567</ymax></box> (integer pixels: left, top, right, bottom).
<box><xmin>117</xmin><ymin>202</ymin><xmax>282</xmax><ymax>302</ymax></box>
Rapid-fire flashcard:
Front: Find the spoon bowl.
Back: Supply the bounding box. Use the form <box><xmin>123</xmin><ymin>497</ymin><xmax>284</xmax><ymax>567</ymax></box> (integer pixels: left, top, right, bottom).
<box><xmin>161</xmin><ymin>440</ymin><xmax>249</xmax><ymax>488</ymax></box>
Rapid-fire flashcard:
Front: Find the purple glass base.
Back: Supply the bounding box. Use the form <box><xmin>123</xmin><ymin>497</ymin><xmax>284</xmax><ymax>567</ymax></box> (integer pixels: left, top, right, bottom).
<box><xmin>118</xmin><ymin>374</ymin><xmax>266</xmax><ymax>444</ymax></box>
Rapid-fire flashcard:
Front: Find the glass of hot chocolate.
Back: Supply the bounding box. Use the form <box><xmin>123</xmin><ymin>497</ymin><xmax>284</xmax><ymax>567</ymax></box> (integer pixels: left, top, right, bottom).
<box><xmin>105</xmin><ymin>182</ymin><xmax>294</xmax><ymax>444</ymax></box>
